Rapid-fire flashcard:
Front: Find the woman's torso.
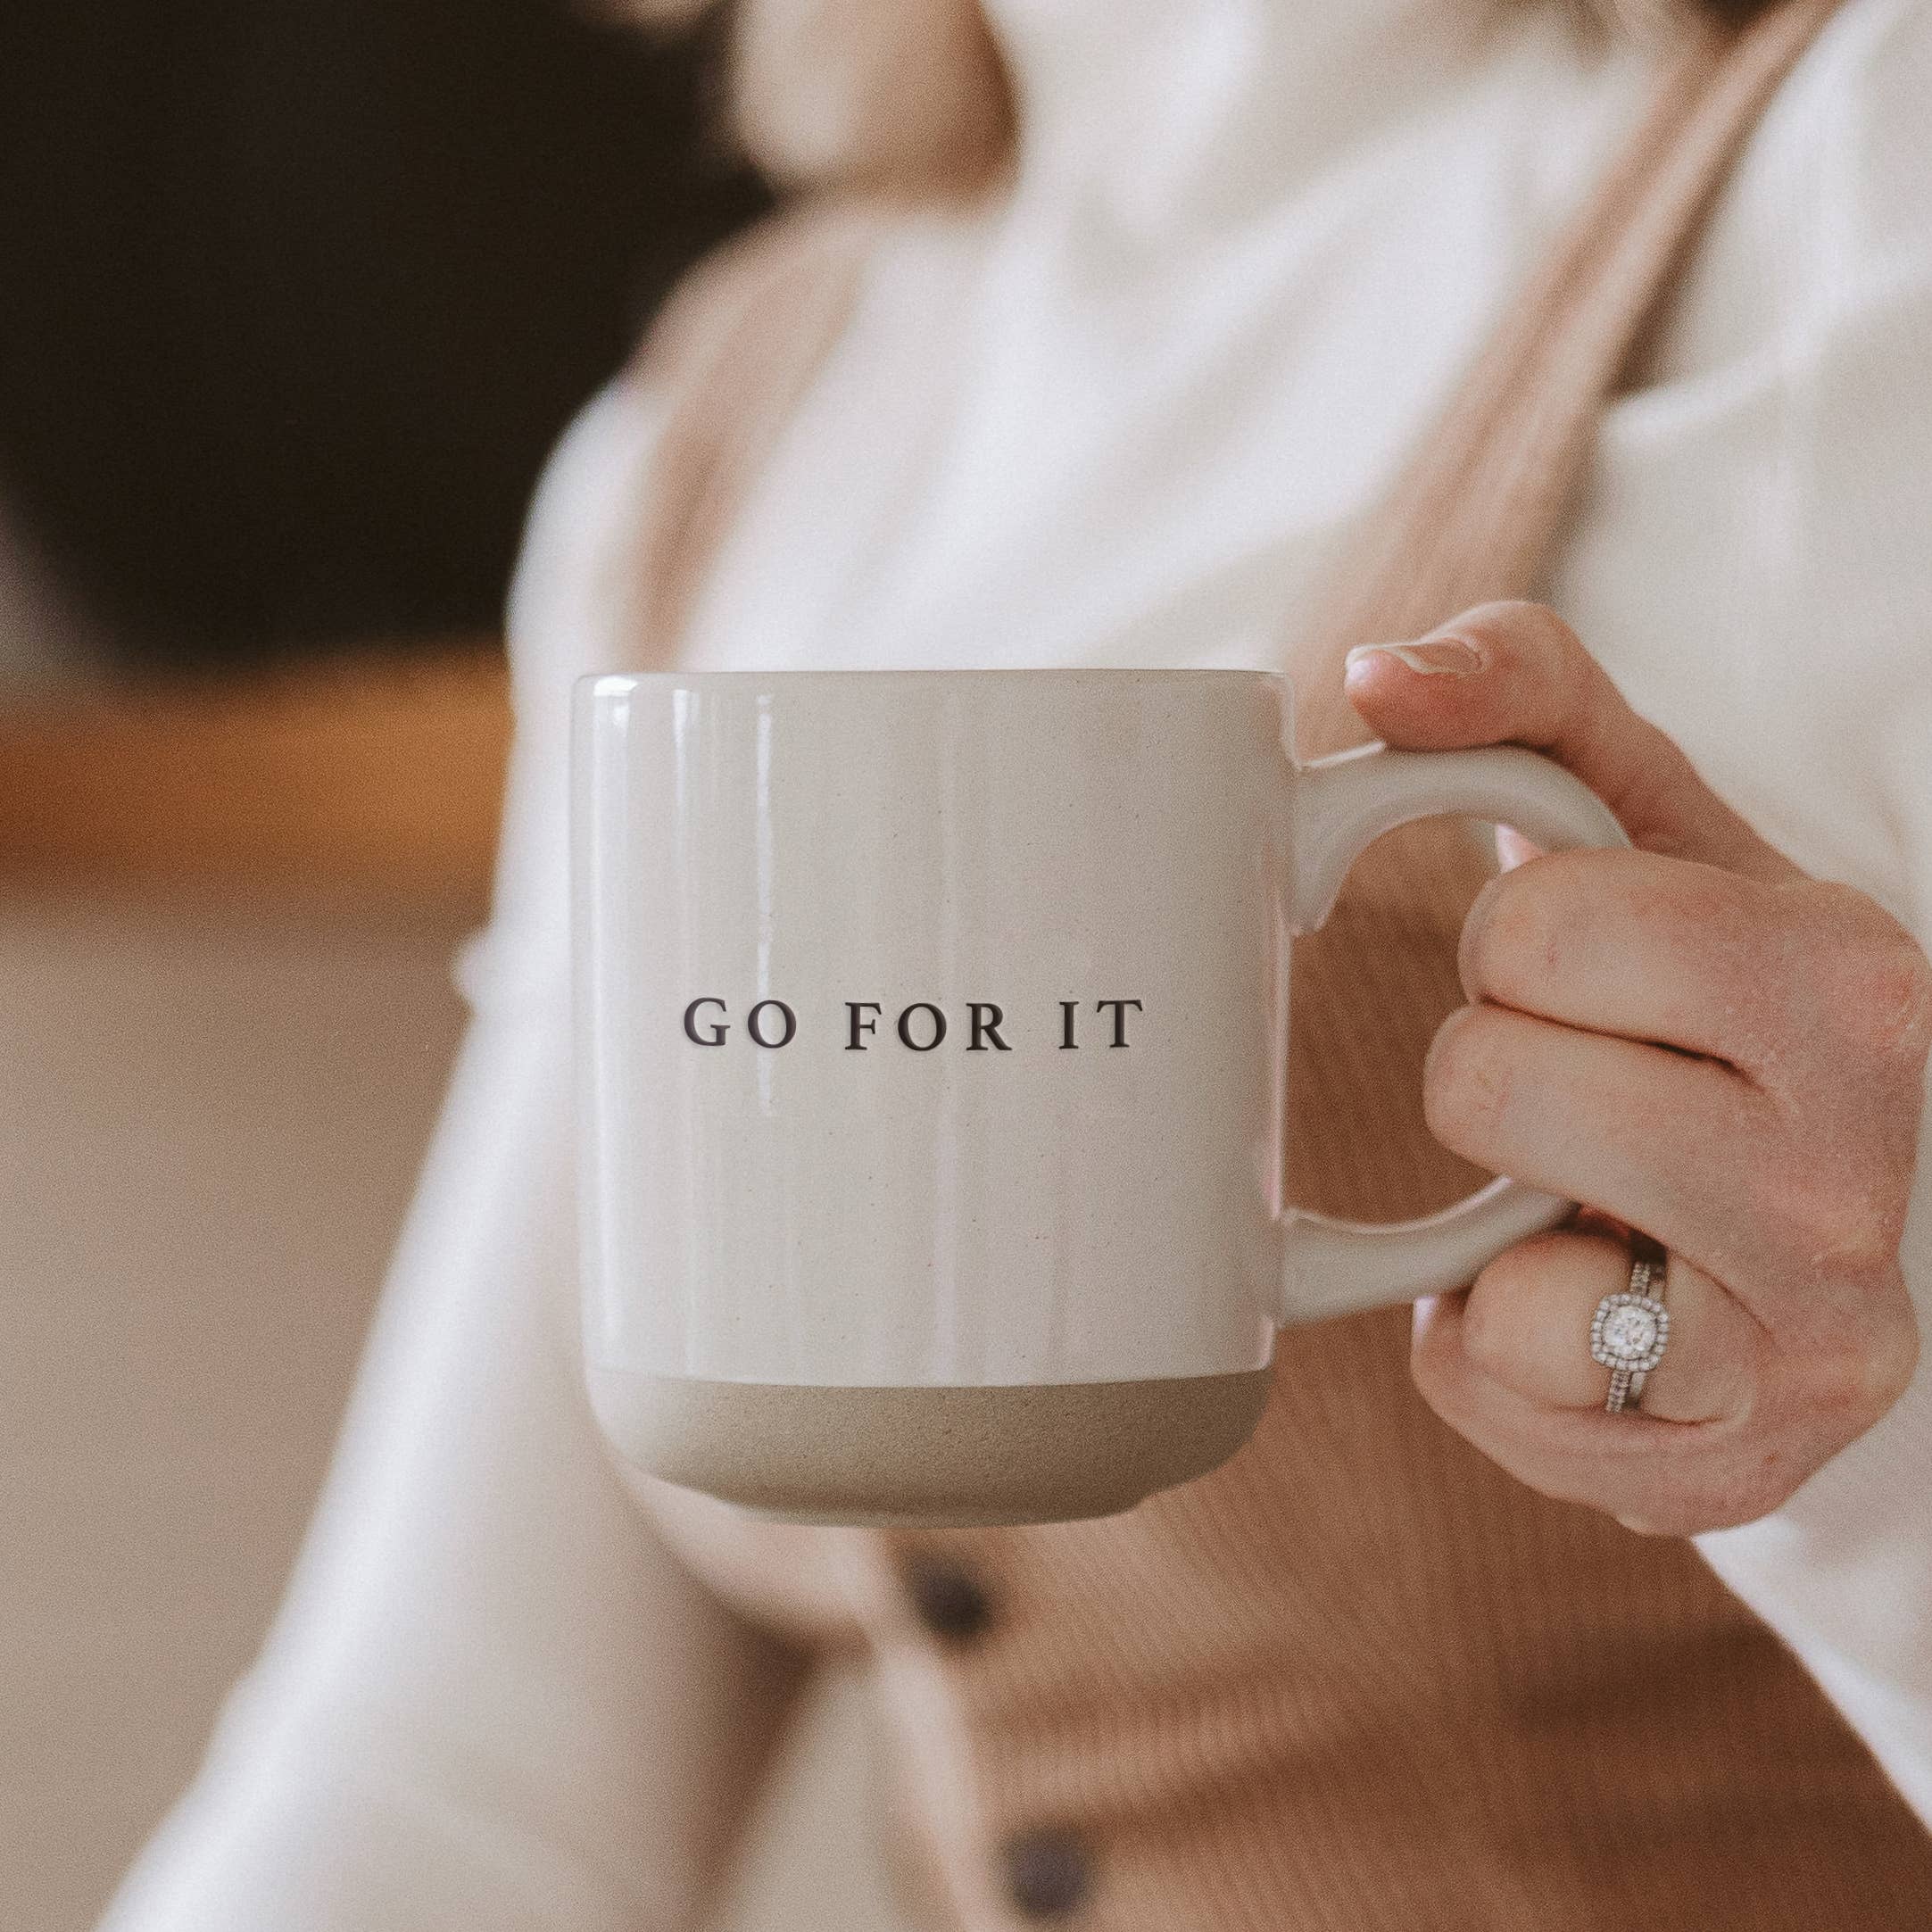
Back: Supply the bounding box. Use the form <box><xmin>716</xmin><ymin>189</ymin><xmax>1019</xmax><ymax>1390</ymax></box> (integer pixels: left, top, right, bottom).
<box><xmin>507</xmin><ymin>2</ymin><xmax>1932</xmax><ymax>1923</ymax></box>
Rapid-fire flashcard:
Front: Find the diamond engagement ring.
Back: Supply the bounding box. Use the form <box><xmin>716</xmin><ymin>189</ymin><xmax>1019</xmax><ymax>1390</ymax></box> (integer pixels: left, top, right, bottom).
<box><xmin>1590</xmin><ymin>1236</ymin><xmax>1670</xmax><ymax>1415</ymax></box>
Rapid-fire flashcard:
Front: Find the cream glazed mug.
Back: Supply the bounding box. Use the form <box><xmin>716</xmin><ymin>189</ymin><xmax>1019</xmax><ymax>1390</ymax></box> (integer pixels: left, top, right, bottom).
<box><xmin>573</xmin><ymin>669</ymin><xmax>1626</xmax><ymax>1526</ymax></box>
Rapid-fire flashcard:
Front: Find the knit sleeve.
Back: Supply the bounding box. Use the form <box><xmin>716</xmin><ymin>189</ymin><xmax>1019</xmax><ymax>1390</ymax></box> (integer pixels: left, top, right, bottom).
<box><xmin>1696</xmin><ymin>693</ymin><xmax>1932</xmax><ymax>1831</ymax></box>
<box><xmin>1550</xmin><ymin>0</ymin><xmax>1932</xmax><ymax>1828</ymax></box>
<box><xmin>95</xmin><ymin>384</ymin><xmax>801</xmax><ymax>1932</ymax></box>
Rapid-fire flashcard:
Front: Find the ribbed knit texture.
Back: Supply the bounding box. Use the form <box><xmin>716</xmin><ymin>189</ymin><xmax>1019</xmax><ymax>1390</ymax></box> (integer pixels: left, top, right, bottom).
<box><xmin>627</xmin><ymin>2</ymin><xmax>1932</xmax><ymax>1923</ymax></box>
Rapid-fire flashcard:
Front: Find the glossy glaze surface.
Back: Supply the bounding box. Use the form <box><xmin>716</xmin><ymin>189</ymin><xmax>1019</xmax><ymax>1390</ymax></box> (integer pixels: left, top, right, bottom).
<box><xmin>576</xmin><ymin>670</ymin><xmax>1293</xmax><ymax>1387</ymax></box>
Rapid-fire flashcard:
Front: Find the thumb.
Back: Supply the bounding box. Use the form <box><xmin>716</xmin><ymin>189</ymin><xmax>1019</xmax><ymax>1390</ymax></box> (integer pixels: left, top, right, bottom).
<box><xmin>1341</xmin><ymin>601</ymin><xmax>1803</xmax><ymax>883</ymax></box>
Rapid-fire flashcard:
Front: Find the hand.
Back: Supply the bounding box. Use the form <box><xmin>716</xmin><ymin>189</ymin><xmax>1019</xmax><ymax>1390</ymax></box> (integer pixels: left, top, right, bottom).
<box><xmin>1343</xmin><ymin>602</ymin><xmax>1932</xmax><ymax>1536</ymax></box>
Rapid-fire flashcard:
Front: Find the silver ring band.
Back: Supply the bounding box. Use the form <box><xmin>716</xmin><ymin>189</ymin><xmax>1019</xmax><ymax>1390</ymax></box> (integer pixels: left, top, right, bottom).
<box><xmin>1590</xmin><ymin>1237</ymin><xmax>1671</xmax><ymax>1416</ymax></box>
<box><xmin>1624</xmin><ymin>1252</ymin><xmax>1664</xmax><ymax>1410</ymax></box>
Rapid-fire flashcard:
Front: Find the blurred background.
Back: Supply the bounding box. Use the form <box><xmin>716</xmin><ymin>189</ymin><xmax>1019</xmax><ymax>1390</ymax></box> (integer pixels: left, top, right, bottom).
<box><xmin>0</xmin><ymin>0</ymin><xmax>763</xmax><ymax>673</ymax></box>
<box><xmin>0</xmin><ymin>4</ymin><xmax>891</xmax><ymax>1925</ymax></box>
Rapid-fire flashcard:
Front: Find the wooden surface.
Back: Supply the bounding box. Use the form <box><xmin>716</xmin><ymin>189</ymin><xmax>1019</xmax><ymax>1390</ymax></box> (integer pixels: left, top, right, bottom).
<box><xmin>0</xmin><ymin>644</ymin><xmax>512</xmax><ymax>908</ymax></box>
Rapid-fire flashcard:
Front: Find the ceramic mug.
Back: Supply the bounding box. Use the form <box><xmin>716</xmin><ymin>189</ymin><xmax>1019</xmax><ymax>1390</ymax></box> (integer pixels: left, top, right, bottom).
<box><xmin>573</xmin><ymin>669</ymin><xmax>1625</xmax><ymax>1526</ymax></box>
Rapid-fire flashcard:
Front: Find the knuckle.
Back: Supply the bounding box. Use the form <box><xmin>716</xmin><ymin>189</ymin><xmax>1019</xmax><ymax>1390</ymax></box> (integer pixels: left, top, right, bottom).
<box><xmin>1733</xmin><ymin>1150</ymin><xmax>1817</xmax><ymax>1259</ymax></box>
<box><xmin>1827</xmin><ymin>1197</ymin><xmax>1912</xmax><ymax>1285</ymax></box>
<box><xmin>1862</xmin><ymin>938</ymin><xmax>1932</xmax><ymax>1074</ymax></box>
<box><xmin>1836</xmin><ymin>1155</ymin><xmax>1913</xmax><ymax>1267</ymax></box>
<box><xmin>1808</xmin><ymin>890</ymin><xmax>1932</xmax><ymax>1070</ymax></box>
<box><xmin>1447</xmin><ymin>601</ymin><xmax>1583</xmax><ymax>678</ymax></box>
<box><xmin>1793</xmin><ymin>1288</ymin><xmax>1919</xmax><ymax>1426</ymax></box>
<box><xmin>1422</xmin><ymin>1006</ymin><xmax>1514</xmax><ymax>1157</ymax></box>
<box><xmin>1857</xmin><ymin>1306</ymin><xmax>1922</xmax><ymax>1417</ymax></box>
<box><xmin>1497</xmin><ymin>600</ymin><xmax>1580</xmax><ymax>653</ymax></box>
<box><xmin>1738</xmin><ymin>1148</ymin><xmax>1907</xmax><ymax>1291</ymax></box>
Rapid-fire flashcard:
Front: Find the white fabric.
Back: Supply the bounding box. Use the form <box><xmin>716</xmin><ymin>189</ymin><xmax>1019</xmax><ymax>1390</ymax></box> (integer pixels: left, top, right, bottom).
<box><xmin>104</xmin><ymin>0</ymin><xmax>1932</xmax><ymax>1921</ymax></box>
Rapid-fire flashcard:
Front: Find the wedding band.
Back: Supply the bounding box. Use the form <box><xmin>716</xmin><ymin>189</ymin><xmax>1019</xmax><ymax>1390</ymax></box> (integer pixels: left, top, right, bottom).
<box><xmin>1589</xmin><ymin>1235</ymin><xmax>1670</xmax><ymax>1415</ymax></box>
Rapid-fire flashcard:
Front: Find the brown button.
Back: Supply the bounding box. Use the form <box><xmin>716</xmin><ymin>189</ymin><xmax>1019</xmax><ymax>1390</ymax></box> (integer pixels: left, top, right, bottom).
<box><xmin>1002</xmin><ymin>1828</ymin><xmax>1091</xmax><ymax>1920</ymax></box>
<box><xmin>901</xmin><ymin>1552</ymin><xmax>994</xmax><ymax>1644</ymax></box>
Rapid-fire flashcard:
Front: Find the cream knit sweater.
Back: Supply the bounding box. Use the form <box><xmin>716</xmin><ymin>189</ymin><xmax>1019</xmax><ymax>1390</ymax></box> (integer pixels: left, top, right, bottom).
<box><xmin>105</xmin><ymin>2</ymin><xmax>1932</xmax><ymax>1927</ymax></box>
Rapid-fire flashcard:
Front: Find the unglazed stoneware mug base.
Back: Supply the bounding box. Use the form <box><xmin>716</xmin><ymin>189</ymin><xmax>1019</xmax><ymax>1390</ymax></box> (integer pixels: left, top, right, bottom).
<box><xmin>589</xmin><ymin>1368</ymin><xmax>1275</xmax><ymax>1526</ymax></box>
<box><xmin>574</xmin><ymin>670</ymin><xmax>1627</xmax><ymax>1525</ymax></box>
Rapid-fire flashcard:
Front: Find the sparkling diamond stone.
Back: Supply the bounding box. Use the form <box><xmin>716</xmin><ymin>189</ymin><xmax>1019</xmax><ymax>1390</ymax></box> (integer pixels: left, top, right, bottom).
<box><xmin>1590</xmin><ymin>1291</ymin><xmax>1669</xmax><ymax>1373</ymax></box>
<box><xmin>1602</xmin><ymin>1306</ymin><xmax>1657</xmax><ymax>1357</ymax></box>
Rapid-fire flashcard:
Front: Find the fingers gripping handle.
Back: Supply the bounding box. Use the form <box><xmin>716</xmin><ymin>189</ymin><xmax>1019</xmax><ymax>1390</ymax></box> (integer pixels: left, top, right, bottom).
<box><xmin>1280</xmin><ymin>743</ymin><xmax>1629</xmax><ymax>1325</ymax></box>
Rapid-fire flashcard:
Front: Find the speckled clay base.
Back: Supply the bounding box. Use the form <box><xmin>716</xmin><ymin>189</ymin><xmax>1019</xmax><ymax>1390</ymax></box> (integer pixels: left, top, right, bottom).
<box><xmin>589</xmin><ymin>1369</ymin><xmax>1274</xmax><ymax>1527</ymax></box>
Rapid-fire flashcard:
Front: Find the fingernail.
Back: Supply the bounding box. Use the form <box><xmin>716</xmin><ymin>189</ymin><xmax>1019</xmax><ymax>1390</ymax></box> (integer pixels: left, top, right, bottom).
<box><xmin>1344</xmin><ymin>638</ymin><xmax>1485</xmax><ymax>679</ymax></box>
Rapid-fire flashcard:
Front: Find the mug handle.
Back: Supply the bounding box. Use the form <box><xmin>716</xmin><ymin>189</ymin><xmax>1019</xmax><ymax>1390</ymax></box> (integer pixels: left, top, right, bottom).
<box><xmin>1279</xmin><ymin>742</ymin><xmax>1629</xmax><ymax>1325</ymax></box>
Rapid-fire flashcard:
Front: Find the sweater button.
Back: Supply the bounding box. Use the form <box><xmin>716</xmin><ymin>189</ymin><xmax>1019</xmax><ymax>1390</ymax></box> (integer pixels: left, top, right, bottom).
<box><xmin>1002</xmin><ymin>1828</ymin><xmax>1090</xmax><ymax>1920</ymax></box>
<box><xmin>901</xmin><ymin>1552</ymin><xmax>994</xmax><ymax>1645</ymax></box>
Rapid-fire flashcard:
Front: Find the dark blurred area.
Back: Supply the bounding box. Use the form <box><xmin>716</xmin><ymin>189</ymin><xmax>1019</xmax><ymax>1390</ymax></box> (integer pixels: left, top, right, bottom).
<box><xmin>0</xmin><ymin>0</ymin><xmax>767</xmax><ymax>672</ymax></box>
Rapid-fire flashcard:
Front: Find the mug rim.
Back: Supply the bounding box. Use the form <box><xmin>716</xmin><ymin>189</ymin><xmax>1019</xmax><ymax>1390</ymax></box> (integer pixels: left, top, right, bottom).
<box><xmin>578</xmin><ymin>666</ymin><xmax>1293</xmax><ymax>698</ymax></box>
